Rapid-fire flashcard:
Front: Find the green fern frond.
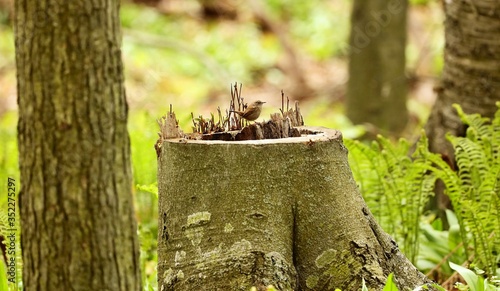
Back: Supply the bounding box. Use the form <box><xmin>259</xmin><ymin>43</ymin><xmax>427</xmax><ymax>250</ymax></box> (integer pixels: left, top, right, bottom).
<box><xmin>492</xmin><ymin>102</ymin><xmax>500</xmax><ymax>162</ymax></box>
<box><xmin>430</xmin><ymin>104</ymin><xmax>500</xmax><ymax>276</ymax></box>
<box><xmin>346</xmin><ymin>104</ymin><xmax>500</xmax><ymax>274</ymax></box>
<box><xmin>345</xmin><ymin>133</ymin><xmax>437</xmax><ymax>264</ymax></box>
<box><xmin>449</xmin><ymin>136</ymin><xmax>489</xmax><ymax>197</ymax></box>
<box><xmin>453</xmin><ymin>104</ymin><xmax>491</xmax><ymax>140</ymax></box>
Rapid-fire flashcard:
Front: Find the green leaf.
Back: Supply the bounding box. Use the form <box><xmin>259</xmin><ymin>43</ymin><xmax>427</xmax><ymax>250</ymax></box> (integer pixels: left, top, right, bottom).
<box><xmin>449</xmin><ymin>261</ymin><xmax>480</xmax><ymax>291</ymax></box>
<box><xmin>383</xmin><ymin>273</ymin><xmax>399</xmax><ymax>291</ymax></box>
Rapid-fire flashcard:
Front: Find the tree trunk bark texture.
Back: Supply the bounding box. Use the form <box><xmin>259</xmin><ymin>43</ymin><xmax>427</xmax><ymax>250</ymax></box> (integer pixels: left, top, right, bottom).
<box><xmin>425</xmin><ymin>0</ymin><xmax>500</xmax><ymax>157</ymax></box>
<box><xmin>347</xmin><ymin>0</ymin><xmax>409</xmax><ymax>135</ymax></box>
<box><xmin>157</xmin><ymin>127</ymin><xmax>432</xmax><ymax>290</ymax></box>
<box><xmin>424</xmin><ymin>1</ymin><xmax>500</xmax><ymax>224</ymax></box>
<box><xmin>16</xmin><ymin>1</ymin><xmax>141</xmax><ymax>290</ymax></box>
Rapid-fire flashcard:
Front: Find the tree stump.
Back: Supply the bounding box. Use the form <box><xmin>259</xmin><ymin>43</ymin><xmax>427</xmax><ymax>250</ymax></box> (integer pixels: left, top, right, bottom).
<box><xmin>157</xmin><ymin>120</ymin><xmax>432</xmax><ymax>290</ymax></box>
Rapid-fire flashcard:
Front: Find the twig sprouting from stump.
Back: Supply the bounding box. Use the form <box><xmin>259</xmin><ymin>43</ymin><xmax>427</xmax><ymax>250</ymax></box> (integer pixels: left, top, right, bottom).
<box><xmin>280</xmin><ymin>90</ymin><xmax>304</xmax><ymax>127</ymax></box>
<box><xmin>155</xmin><ymin>105</ymin><xmax>184</xmax><ymax>157</ymax></box>
<box><xmin>159</xmin><ymin>83</ymin><xmax>305</xmax><ymax>145</ymax></box>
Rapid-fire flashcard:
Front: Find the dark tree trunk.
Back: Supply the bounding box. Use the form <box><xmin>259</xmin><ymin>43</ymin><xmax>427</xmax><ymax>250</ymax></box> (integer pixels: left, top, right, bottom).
<box><xmin>157</xmin><ymin>125</ymin><xmax>433</xmax><ymax>290</ymax></box>
<box><xmin>15</xmin><ymin>0</ymin><xmax>141</xmax><ymax>290</ymax></box>
<box><xmin>347</xmin><ymin>0</ymin><xmax>409</xmax><ymax>135</ymax></box>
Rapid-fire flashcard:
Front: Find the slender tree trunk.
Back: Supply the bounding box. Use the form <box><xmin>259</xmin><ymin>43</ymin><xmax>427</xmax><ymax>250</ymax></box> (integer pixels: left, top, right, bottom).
<box><xmin>347</xmin><ymin>0</ymin><xmax>409</xmax><ymax>135</ymax></box>
<box><xmin>15</xmin><ymin>1</ymin><xmax>141</xmax><ymax>290</ymax></box>
<box><xmin>157</xmin><ymin>126</ymin><xmax>432</xmax><ymax>290</ymax></box>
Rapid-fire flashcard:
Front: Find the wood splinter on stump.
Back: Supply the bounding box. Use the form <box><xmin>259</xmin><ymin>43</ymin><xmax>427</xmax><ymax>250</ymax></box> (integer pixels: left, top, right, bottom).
<box><xmin>156</xmin><ymin>107</ymin><xmax>433</xmax><ymax>290</ymax></box>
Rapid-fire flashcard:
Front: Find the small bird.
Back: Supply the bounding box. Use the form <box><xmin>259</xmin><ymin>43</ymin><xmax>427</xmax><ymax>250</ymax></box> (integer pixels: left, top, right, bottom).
<box><xmin>231</xmin><ymin>100</ymin><xmax>266</xmax><ymax>121</ymax></box>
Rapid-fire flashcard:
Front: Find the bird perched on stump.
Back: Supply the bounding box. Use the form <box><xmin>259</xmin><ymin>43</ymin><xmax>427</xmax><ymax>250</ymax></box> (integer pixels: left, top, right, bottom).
<box><xmin>231</xmin><ymin>100</ymin><xmax>266</xmax><ymax>121</ymax></box>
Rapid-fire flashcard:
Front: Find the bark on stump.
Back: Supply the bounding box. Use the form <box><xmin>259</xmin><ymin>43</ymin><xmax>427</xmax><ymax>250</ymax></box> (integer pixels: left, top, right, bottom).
<box><xmin>157</xmin><ymin>126</ymin><xmax>432</xmax><ymax>290</ymax></box>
